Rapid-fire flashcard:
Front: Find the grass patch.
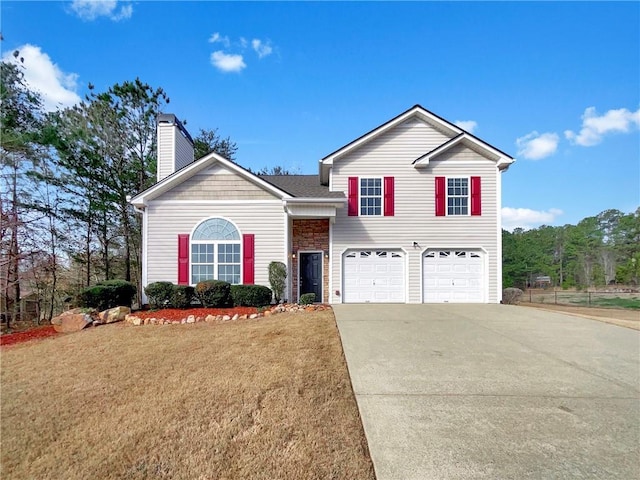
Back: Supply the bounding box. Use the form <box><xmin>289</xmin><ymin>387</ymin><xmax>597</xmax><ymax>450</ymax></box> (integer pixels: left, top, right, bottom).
<box><xmin>574</xmin><ymin>296</ymin><xmax>640</xmax><ymax>310</ymax></box>
<box><xmin>1</xmin><ymin>311</ymin><xmax>375</xmax><ymax>479</ymax></box>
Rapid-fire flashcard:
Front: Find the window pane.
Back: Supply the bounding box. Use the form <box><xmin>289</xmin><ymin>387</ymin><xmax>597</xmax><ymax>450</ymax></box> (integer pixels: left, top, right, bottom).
<box><xmin>218</xmin><ymin>265</ymin><xmax>241</xmax><ymax>284</ymax></box>
<box><xmin>218</xmin><ymin>243</ymin><xmax>240</xmax><ymax>263</ymax></box>
<box><xmin>192</xmin><ymin>264</ymin><xmax>214</xmax><ymax>284</ymax></box>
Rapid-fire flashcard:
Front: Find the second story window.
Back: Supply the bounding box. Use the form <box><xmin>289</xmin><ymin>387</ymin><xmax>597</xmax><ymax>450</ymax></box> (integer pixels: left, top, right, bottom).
<box><xmin>360</xmin><ymin>178</ymin><xmax>382</xmax><ymax>216</ymax></box>
<box><xmin>447</xmin><ymin>177</ymin><xmax>469</xmax><ymax>215</ymax></box>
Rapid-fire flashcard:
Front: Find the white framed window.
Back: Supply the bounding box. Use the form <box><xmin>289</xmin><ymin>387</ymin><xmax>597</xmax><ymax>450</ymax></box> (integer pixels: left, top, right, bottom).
<box><xmin>447</xmin><ymin>177</ymin><xmax>469</xmax><ymax>216</ymax></box>
<box><xmin>360</xmin><ymin>177</ymin><xmax>382</xmax><ymax>216</ymax></box>
<box><xmin>191</xmin><ymin>218</ymin><xmax>241</xmax><ymax>284</ymax></box>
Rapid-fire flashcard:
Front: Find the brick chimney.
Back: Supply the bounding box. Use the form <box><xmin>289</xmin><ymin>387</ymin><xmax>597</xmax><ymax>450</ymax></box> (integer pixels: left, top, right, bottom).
<box><xmin>156</xmin><ymin>114</ymin><xmax>194</xmax><ymax>182</ymax></box>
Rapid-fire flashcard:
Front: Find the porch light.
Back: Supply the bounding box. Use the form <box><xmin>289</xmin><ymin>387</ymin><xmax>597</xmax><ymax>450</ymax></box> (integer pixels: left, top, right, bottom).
<box><xmin>291</xmin><ymin>250</ymin><xmax>297</xmax><ymax>259</ymax></box>
<box><xmin>324</xmin><ymin>250</ymin><xmax>330</xmax><ymax>258</ymax></box>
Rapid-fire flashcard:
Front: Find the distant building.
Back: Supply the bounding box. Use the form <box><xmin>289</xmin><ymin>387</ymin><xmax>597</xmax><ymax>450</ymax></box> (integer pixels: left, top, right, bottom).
<box><xmin>534</xmin><ymin>276</ymin><xmax>552</xmax><ymax>288</ymax></box>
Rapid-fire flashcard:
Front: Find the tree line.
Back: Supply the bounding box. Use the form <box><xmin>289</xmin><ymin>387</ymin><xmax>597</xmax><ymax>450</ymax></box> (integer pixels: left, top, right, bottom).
<box><xmin>1</xmin><ymin>53</ymin><xmax>298</xmax><ymax>327</ymax></box>
<box><xmin>0</xmin><ymin>56</ymin><xmax>238</xmax><ymax>326</ymax></box>
<box><xmin>503</xmin><ymin>208</ymin><xmax>640</xmax><ymax>289</ymax></box>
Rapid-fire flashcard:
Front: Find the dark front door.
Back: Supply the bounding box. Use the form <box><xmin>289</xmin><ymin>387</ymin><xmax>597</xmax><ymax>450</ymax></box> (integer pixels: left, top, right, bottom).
<box><xmin>300</xmin><ymin>252</ymin><xmax>322</xmax><ymax>302</ymax></box>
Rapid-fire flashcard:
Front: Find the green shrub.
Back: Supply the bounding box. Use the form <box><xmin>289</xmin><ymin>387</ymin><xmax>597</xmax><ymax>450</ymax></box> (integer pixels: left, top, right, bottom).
<box><xmin>77</xmin><ymin>280</ymin><xmax>136</xmax><ymax>311</ymax></box>
<box><xmin>76</xmin><ymin>286</ymin><xmax>104</xmax><ymax>310</ymax></box>
<box><xmin>299</xmin><ymin>293</ymin><xmax>315</xmax><ymax>305</ymax></box>
<box><xmin>195</xmin><ymin>280</ymin><xmax>232</xmax><ymax>308</ymax></box>
<box><xmin>172</xmin><ymin>285</ymin><xmax>195</xmax><ymax>309</ymax></box>
<box><xmin>144</xmin><ymin>281</ymin><xmax>175</xmax><ymax>309</ymax></box>
<box><xmin>231</xmin><ymin>284</ymin><xmax>272</xmax><ymax>307</ymax></box>
<box><xmin>268</xmin><ymin>261</ymin><xmax>287</xmax><ymax>303</ymax></box>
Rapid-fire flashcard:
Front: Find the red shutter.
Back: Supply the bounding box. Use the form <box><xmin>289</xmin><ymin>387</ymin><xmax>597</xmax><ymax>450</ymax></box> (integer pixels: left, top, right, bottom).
<box><xmin>384</xmin><ymin>176</ymin><xmax>395</xmax><ymax>216</ymax></box>
<box><xmin>435</xmin><ymin>177</ymin><xmax>446</xmax><ymax>216</ymax></box>
<box><xmin>177</xmin><ymin>234</ymin><xmax>189</xmax><ymax>285</ymax></box>
<box><xmin>348</xmin><ymin>177</ymin><xmax>358</xmax><ymax>216</ymax></box>
<box><xmin>471</xmin><ymin>176</ymin><xmax>481</xmax><ymax>216</ymax></box>
<box><xmin>242</xmin><ymin>234</ymin><xmax>255</xmax><ymax>284</ymax></box>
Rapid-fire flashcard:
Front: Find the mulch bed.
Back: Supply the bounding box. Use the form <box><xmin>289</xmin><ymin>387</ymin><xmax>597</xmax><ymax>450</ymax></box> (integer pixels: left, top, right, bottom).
<box><xmin>1</xmin><ymin>326</ymin><xmax>59</xmax><ymax>347</ymax></box>
<box><xmin>134</xmin><ymin>307</ymin><xmax>258</xmax><ymax>321</ymax></box>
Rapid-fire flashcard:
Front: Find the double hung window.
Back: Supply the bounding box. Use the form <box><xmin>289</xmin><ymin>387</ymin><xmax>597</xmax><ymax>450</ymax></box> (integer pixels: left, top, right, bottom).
<box><xmin>447</xmin><ymin>177</ymin><xmax>469</xmax><ymax>216</ymax></box>
<box><xmin>360</xmin><ymin>178</ymin><xmax>382</xmax><ymax>216</ymax></box>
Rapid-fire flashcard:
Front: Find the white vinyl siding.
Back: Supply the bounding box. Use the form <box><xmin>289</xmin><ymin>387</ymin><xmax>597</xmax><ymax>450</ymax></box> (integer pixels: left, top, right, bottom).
<box><xmin>330</xmin><ymin>120</ymin><xmax>500</xmax><ymax>304</ymax></box>
<box><xmin>146</xmin><ymin>202</ymin><xmax>285</xmax><ymax>290</ymax></box>
<box><xmin>157</xmin><ymin>122</ymin><xmax>194</xmax><ymax>182</ymax></box>
<box><xmin>156</xmin><ymin>123</ymin><xmax>175</xmax><ymax>182</ymax></box>
<box><xmin>145</xmin><ymin>166</ymin><xmax>285</xmax><ymax>291</ymax></box>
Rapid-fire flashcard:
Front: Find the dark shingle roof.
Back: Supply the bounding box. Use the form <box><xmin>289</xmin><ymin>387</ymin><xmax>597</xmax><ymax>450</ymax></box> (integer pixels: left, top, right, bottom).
<box><xmin>258</xmin><ymin>175</ymin><xmax>345</xmax><ymax>198</ymax></box>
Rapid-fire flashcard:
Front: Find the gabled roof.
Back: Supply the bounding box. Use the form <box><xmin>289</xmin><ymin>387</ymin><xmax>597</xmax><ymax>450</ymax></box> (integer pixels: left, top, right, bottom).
<box><xmin>319</xmin><ymin>104</ymin><xmax>515</xmax><ymax>182</ymax></box>
<box><xmin>129</xmin><ymin>152</ymin><xmax>292</xmax><ymax>206</ymax></box>
<box><xmin>413</xmin><ymin>133</ymin><xmax>514</xmax><ymax>171</ymax></box>
<box><xmin>258</xmin><ymin>175</ymin><xmax>345</xmax><ymax>199</ymax></box>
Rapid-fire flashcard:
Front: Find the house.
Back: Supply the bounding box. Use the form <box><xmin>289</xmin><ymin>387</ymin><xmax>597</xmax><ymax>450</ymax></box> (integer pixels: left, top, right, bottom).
<box><xmin>130</xmin><ymin>106</ymin><xmax>514</xmax><ymax>304</ymax></box>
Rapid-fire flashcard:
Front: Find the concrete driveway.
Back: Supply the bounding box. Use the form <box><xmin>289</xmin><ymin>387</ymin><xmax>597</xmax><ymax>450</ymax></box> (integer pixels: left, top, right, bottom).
<box><xmin>334</xmin><ymin>304</ymin><xmax>640</xmax><ymax>480</ymax></box>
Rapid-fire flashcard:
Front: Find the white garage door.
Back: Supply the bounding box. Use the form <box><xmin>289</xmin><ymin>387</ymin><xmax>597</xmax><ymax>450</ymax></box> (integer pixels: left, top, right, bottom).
<box><xmin>343</xmin><ymin>250</ymin><xmax>405</xmax><ymax>303</ymax></box>
<box><xmin>423</xmin><ymin>250</ymin><xmax>485</xmax><ymax>303</ymax></box>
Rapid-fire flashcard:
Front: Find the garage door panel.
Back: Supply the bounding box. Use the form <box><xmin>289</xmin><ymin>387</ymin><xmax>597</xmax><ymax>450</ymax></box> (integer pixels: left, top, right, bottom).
<box><xmin>343</xmin><ymin>249</ymin><xmax>405</xmax><ymax>303</ymax></box>
<box><xmin>389</xmin><ymin>263</ymin><xmax>403</xmax><ymax>274</ymax></box>
<box><xmin>423</xmin><ymin>249</ymin><xmax>485</xmax><ymax>303</ymax></box>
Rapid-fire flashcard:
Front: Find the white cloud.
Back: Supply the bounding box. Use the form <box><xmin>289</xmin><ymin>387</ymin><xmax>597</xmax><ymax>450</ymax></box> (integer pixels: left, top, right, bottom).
<box><xmin>208</xmin><ymin>33</ymin><xmax>274</xmax><ymax>72</ymax></box>
<box><xmin>565</xmin><ymin>106</ymin><xmax>640</xmax><ymax>146</ymax></box>
<box><xmin>454</xmin><ymin>120</ymin><xmax>477</xmax><ymax>133</ymax></box>
<box><xmin>2</xmin><ymin>45</ymin><xmax>81</xmax><ymax>112</ymax></box>
<box><xmin>208</xmin><ymin>32</ymin><xmax>231</xmax><ymax>48</ymax></box>
<box><xmin>502</xmin><ymin>207</ymin><xmax>563</xmax><ymax>231</ymax></box>
<box><xmin>251</xmin><ymin>39</ymin><xmax>273</xmax><ymax>58</ymax></box>
<box><xmin>516</xmin><ymin>131</ymin><xmax>559</xmax><ymax>160</ymax></box>
<box><xmin>210</xmin><ymin>51</ymin><xmax>246</xmax><ymax>73</ymax></box>
<box><xmin>70</xmin><ymin>0</ymin><xmax>132</xmax><ymax>21</ymax></box>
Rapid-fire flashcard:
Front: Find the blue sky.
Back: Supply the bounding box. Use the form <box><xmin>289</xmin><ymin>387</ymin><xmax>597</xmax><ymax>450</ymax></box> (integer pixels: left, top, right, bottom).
<box><xmin>2</xmin><ymin>1</ymin><xmax>639</xmax><ymax>230</ymax></box>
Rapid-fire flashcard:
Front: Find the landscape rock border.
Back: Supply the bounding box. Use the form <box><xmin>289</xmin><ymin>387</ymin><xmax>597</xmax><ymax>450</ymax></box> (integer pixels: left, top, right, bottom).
<box><xmin>124</xmin><ymin>304</ymin><xmax>332</xmax><ymax>326</ymax></box>
<box><xmin>51</xmin><ymin>306</ymin><xmax>131</xmax><ymax>333</ymax></box>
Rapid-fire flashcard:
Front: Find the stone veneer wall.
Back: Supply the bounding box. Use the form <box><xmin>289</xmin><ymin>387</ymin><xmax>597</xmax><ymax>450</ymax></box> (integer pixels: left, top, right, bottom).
<box><xmin>291</xmin><ymin>219</ymin><xmax>330</xmax><ymax>303</ymax></box>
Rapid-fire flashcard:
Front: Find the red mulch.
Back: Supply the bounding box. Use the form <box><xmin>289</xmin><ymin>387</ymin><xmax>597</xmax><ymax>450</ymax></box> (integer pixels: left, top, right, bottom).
<box><xmin>134</xmin><ymin>307</ymin><xmax>258</xmax><ymax>320</ymax></box>
<box><xmin>1</xmin><ymin>326</ymin><xmax>59</xmax><ymax>347</ymax></box>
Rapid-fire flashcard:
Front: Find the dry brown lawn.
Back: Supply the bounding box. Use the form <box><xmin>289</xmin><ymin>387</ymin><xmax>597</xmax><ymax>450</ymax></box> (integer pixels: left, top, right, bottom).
<box><xmin>521</xmin><ymin>302</ymin><xmax>640</xmax><ymax>330</ymax></box>
<box><xmin>1</xmin><ymin>311</ymin><xmax>375</xmax><ymax>480</ymax></box>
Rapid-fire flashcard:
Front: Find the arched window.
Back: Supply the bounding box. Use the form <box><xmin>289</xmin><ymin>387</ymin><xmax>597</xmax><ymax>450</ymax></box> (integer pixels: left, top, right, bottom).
<box><xmin>191</xmin><ymin>218</ymin><xmax>241</xmax><ymax>284</ymax></box>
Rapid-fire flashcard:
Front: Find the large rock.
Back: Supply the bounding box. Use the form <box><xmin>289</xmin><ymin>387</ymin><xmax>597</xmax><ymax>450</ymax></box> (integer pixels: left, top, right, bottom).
<box><xmin>502</xmin><ymin>288</ymin><xmax>524</xmax><ymax>305</ymax></box>
<box><xmin>51</xmin><ymin>312</ymin><xmax>94</xmax><ymax>333</ymax></box>
<box><xmin>98</xmin><ymin>306</ymin><xmax>131</xmax><ymax>324</ymax></box>
<box><xmin>51</xmin><ymin>309</ymin><xmax>88</xmax><ymax>326</ymax></box>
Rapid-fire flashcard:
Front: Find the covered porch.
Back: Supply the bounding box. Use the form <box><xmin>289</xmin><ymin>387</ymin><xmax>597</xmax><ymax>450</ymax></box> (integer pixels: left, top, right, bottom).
<box><xmin>284</xmin><ymin>199</ymin><xmax>343</xmax><ymax>304</ymax></box>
